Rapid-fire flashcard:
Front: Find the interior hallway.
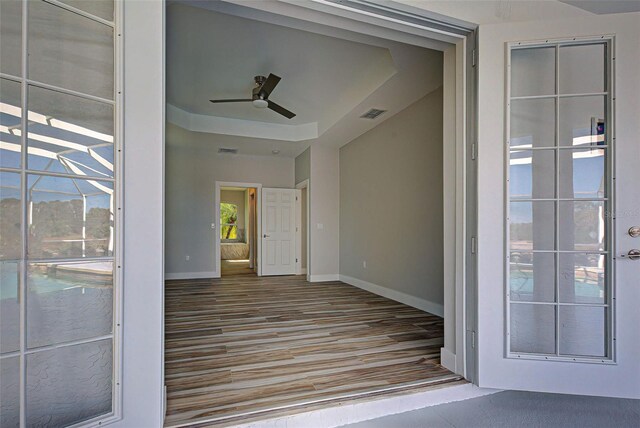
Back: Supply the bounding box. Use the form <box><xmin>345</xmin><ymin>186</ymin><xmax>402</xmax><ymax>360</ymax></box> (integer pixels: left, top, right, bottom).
<box><xmin>164</xmin><ymin>275</ymin><xmax>461</xmax><ymax>426</ymax></box>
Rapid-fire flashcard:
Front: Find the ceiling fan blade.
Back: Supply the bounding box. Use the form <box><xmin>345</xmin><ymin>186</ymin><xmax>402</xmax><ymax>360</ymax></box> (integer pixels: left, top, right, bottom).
<box><xmin>267</xmin><ymin>100</ymin><xmax>296</xmax><ymax>119</ymax></box>
<box><xmin>209</xmin><ymin>99</ymin><xmax>252</xmax><ymax>103</ymax></box>
<box><xmin>258</xmin><ymin>73</ymin><xmax>281</xmax><ymax>99</ymax></box>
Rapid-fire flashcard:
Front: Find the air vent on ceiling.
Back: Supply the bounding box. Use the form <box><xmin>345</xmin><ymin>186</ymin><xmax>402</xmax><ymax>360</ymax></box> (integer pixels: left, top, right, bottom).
<box><xmin>360</xmin><ymin>108</ymin><xmax>387</xmax><ymax>119</ymax></box>
<box><xmin>218</xmin><ymin>148</ymin><xmax>238</xmax><ymax>154</ymax></box>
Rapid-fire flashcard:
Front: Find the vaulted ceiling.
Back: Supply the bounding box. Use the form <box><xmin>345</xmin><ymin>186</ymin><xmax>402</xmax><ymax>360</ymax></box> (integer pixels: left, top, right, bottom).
<box><xmin>166</xmin><ymin>1</ymin><xmax>444</xmax><ymax>157</ymax></box>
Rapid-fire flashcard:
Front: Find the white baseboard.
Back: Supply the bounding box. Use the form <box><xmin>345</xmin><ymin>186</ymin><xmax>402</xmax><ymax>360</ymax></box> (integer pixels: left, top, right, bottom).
<box><xmin>339</xmin><ymin>275</ymin><xmax>444</xmax><ymax>317</ymax></box>
<box><xmin>309</xmin><ymin>274</ymin><xmax>340</xmax><ymax>282</ymax></box>
<box><xmin>165</xmin><ymin>271</ymin><xmax>219</xmax><ymax>280</ymax></box>
<box><xmin>233</xmin><ymin>383</ymin><xmax>500</xmax><ymax>428</ymax></box>
<box><xmin>440</xmin><ymin>347</ymin><xmax>457</xmax><ymax>373</ymax></box>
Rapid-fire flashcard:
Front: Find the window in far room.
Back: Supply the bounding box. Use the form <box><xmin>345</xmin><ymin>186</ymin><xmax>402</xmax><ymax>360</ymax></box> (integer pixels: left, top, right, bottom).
<box><xmin>220</xmin><ymin>202</ymin><xmax>238</xmax><ymax>241</ymax></box>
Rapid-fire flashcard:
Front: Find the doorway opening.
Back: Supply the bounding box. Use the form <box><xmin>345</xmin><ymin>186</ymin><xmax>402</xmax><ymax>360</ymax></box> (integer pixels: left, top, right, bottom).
<box><xmin>219</xmin><ymin>186</ymin><xmax>258</xmax><ymax>276</ymax></box>
<box><xmin>164</xmin><ymin>1</ymin><xmax>477</xmax><ymax>426</ymax></box>
<box><xmin>216</xmin><ymin>182</ymin><xmax>261</xmax><ymax>277</ymax></box>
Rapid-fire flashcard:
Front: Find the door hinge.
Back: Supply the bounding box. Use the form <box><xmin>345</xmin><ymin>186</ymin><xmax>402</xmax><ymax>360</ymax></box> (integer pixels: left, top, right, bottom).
<box><xmin>296</xmin><ymin>196</ymin><xmax>298</xmax><ymax>201</ymax></box>
<box><xmin>296</xmin><ymin>258</ymin><xmax>298</xmax><ymax>263</ymax></box>
<box><xmin>472</xmin><ymin>331</ymin><xmax>476</xmax><ymax>349</ymax></box>
<box><xmin>472</xmin><ymin>49</ymin><xmax>476</xmax><ymax>67</ymax></box>
<box><xmin>471</xmin><ymin>236</ymin><xmax>477</xmax><ymax>254</ymax></box>
<box><xmin>471</xmin><ymin>142</ymin><xmax>477</xmax><ymax>160</ymax></box>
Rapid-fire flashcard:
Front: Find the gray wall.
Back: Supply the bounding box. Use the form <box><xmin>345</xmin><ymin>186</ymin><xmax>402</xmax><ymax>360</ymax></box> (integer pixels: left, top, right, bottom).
<box><xmin>295</xmin><ymin>147</ymin><xmax>310</xmax><ymax>184</ymax></box>
<box><xmin>296</xmin><ymin>147</ymin><xmax>311</xmax><ymax>273</ymax></box>
<box><xmin>340</xmin><ymin>88</ymin><xmax>444</xmax><ymax>307</ymax></box>
<box><xmin>310</xmin><ymin>144</ymin><xmax>340</xmax><ymax>278</ymax></box>
<box><xmin>166</xmin><ymin>125</ymin><xmax>294</xmax><ymax>276</ymax></box>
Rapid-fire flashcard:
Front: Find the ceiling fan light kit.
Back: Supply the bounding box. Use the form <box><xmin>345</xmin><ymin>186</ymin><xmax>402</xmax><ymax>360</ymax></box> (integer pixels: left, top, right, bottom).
<box><xmin>210</xmin><ymin>73</ymin><xmax>296</xmax><ymax>119</ymax></box>
<box><xmin>252</xmin><ymin>99</ymin><xmax>268</xmax><ymax>108</ymax></box>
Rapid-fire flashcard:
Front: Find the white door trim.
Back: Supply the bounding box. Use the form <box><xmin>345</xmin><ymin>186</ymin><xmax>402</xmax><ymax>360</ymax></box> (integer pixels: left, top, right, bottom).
<box><xmin>295</xmin><ymin>188</ymin><xmax>302</xmax><ymax>275</ymax></box>
<box><xmin>215</xmin><ymin>181</ymin><xmax>262</xmax><ymax>278</ymax></box>
<box><xmin>296</xmin><ymin>179</ymin><xmax>310</xmax><ymax>279</ymax></box>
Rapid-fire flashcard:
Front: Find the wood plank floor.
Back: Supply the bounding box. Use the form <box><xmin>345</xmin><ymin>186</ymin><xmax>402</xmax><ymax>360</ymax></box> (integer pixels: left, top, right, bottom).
<box><xmin>164</xmin><ymin>275</ymin><xmax>462</xmax><ymax>427</ymax></box>
<box><xmin>220</xmin><ymin>260</ymin><xmax>254</xmax><ymax>276</ymax></box>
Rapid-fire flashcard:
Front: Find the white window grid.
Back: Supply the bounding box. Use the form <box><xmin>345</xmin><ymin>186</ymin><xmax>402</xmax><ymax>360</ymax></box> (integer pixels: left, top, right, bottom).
<box><xmin>504</xmin><ymin>36</ymin><xmax>616</xmax><ymax>364</ymax></box>
<box><xmin>0</xmin><ymin>0</ymin><xmax>123</xmax><ymax>426</ymax></box>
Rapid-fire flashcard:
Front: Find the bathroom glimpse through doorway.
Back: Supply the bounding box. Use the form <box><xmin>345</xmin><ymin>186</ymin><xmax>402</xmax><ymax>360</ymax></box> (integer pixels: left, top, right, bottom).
<box><xmin>218</xmin><ymin>184</ymin><xmax>259</xmax><ymax>277</ymax></box>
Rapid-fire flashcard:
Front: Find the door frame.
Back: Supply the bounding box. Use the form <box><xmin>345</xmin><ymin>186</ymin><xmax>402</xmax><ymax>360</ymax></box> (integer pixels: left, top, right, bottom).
<box><xmin>296</xmin><ymin>179</ymin><xmax>310</xmax><ymax>278</ymax></box>
<box><xmin>205</xmin><ymin>0</ymin><xmax>478</xmax><ymax>381</ymax></box>
<box><xmin>214</xmin><ymin>181</ymin><xmax>262</xmax><ymax>277</ymax></box>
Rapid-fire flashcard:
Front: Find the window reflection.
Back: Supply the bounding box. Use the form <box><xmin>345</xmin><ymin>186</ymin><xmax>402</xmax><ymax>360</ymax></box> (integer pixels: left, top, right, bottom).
<box><xmin>0</xmin><ymin>78</ymin><xmax>22</xmax><ymax>169</ymax></box>
<box><xmin>510</xmin><ymin>98</ymin><xmax>555</xmax><ymax>149</ymax></box>
<box><xmin>28</xmin><ymin>0</ymin><xmax>114</xmax><ymax>100</ymax></box>
<box><xmin>559</xmin><ymin>148</ymin><xmax>605</xmax><ymax>199</ymax></box>
<box><xmin>27</xmin><ymin>175</ymin><xmax>113</xmax><ymax>259</ymax></box>
<box><xmin>510</xmin><ymin>252</ymin><xmax>555</xmax><ymax>303</ymax></box>
<box><xmin>559</xmin><ymin>201</ymin><xmax>606</xmax><ymax>252</ymax></box>
<box><xmin>0</xmin><ymin>85</ymin><xmax>114</xmax><ymax>179</ymax></box>
<box><xmin>509</xmin><ymin>201</ymin><xmax>555</xmax><ymax>251</ymax></box>
<box><xmin>27</xmin><ymin>261</ymin><xmax>113</xmax><ymax>348</ymax></box>
<box><xmin>0</xmin><ymin>356</ymin><xmax>20</xmax><ymax>426</ymax></box>
<box><xmin>509</xmin><ymin>149</ymin><xmax>555</xmax><ymax>199</ymax></box>
<box><xmin>559</xmin><ymin>253</ymin><xmax>605</xmax><ymax>304</ymax></box>
<box><xmin>26</xmin><ymin>85</ymin><xmax>114</xmax><ymax>177</ymax></box>
<box><xmin>0</xmin><ymin>261</ymin><xmax>20</xmax><ymax>354</ymax></box>
<box><xmin>0</xmin><ymin>172</ymin><xmax>21</xmax><ymax>260</ymax></box>
<box><xmin>0</xmin><ymin>0</ymin><xmax>22</xmax><ymax>77</ymax></box>
<box><xmin>508</xmin><ymin>42</ymin><xmax>610</xmax><ymax>359</ymax></box>
<box><xmin>26</xmin><ymin>339</ymin><xmax>113</xmax><ymax>426</ymax></box>
<box><xmin>2</xmin><ymin>1</ymin><xmax>117</xmax><ymax>424</ymax></box>
<box><xmin>559</xmin><ymin>96</ymin><xmax>605</xmax><ymax>147</ymax></box>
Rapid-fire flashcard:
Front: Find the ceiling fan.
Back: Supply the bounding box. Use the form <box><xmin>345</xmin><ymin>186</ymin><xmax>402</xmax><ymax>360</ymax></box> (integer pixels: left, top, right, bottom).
<box><xmin>209</xmin><ymin>73</ymin><xmax>296</xmax><ymax>119</ymax></box>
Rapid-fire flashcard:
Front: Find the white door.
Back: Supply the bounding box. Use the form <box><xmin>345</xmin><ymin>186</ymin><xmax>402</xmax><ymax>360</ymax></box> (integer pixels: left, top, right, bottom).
<box><xmin>477</xmin><ymin>28</ymin><xmax>640</xmax><ymax>399</ymax></box>
<box><xmin>261</xmin><ymin>188</ymin><xmax>297</xmax><ymax>276</ymax></box>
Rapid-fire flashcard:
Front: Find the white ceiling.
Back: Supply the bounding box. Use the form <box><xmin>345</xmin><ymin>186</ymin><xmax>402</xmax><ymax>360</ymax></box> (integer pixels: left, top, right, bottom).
<box><xmin>398</xmin><ymin>0</ymin><xmax>591</xmax><ymax>25</ymax></box>
<box><xmin>166</xmin><ymin>2</ymin><xmax>444</xmax><ymax>157</ymax></box>
<box><xmin>166</xmin><ymin>121</ymin><xmax>309</xmax><ymax>158</ymax></box>
<box><xmin>399</xmin><ymin>1</ymin><xmax>640</xmax><ymax>25</ymax></box>
<box><xmin>167</xmin><ymin>3</ymin><xmax>396</xmax><ymax>127</ymax></box>
<box><xmin>559</xmin><ymin>1</ymin><xmax>640</xmax><ymax>15</ymax></box>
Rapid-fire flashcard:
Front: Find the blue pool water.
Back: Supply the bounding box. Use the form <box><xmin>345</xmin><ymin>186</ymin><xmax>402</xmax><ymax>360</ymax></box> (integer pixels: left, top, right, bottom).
<box><xmin>510</xmin><ymin>276</ymin><xmax>603</xmax><ymax>299</ymax></box>
<box><xmin>0</xmin><ymin>263</ymin><xmax>83</xmax><ymax>299</ymax></box>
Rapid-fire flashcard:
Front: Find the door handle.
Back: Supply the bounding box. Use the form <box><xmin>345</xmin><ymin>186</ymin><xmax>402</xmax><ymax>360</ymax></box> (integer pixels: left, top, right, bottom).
<box><xmin>263</xmin><ymin>234</ymin><xmax>270</xmax><ymax>238</ymax></box>
<box><xmin>619</xmin><ymin>249</ymin><xmax>640</xmax><ymax>260</ymax></box>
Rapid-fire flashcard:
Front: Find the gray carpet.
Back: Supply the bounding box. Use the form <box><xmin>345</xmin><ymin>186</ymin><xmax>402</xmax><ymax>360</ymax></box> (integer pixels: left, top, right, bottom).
<box><xmin>342</xmin><ymin>390</ymin><xmax>640</xmax><ymax>428</ymax></box>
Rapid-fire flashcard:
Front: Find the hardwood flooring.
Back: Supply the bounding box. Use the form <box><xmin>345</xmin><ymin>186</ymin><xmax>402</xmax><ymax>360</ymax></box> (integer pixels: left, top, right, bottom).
<box><xmin>220</xmin><ymin>260</ymin><xmax>254</xmax><ymax>276</ymax></box>
<box><xmin>164</xmin><ymin>275</ymin><xmax>462</xmax><ymax>427</ymax></box>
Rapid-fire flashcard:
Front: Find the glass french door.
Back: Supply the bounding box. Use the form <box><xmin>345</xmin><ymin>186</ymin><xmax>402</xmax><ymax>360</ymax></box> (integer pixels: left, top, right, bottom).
<box><xmin>507</xmin><ymin>39</ymin><xmax>613</xmax><ymax>361</ymax></box>
<box><xmin>476</xmin><ymin>29</ymin><xmax>640</xmax><ymax>399</ymax></box>
<box><xmin>0</xmin><ymin>1</ymin><xmax>120</xmax><ymax>426</ymax></box>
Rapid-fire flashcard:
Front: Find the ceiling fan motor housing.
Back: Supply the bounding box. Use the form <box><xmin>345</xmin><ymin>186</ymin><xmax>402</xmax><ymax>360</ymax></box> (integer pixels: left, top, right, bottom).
<box><xmin>253</xmin><ymin>76</ymin><xmax>267</xmax><ymax>100</ymax></box>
